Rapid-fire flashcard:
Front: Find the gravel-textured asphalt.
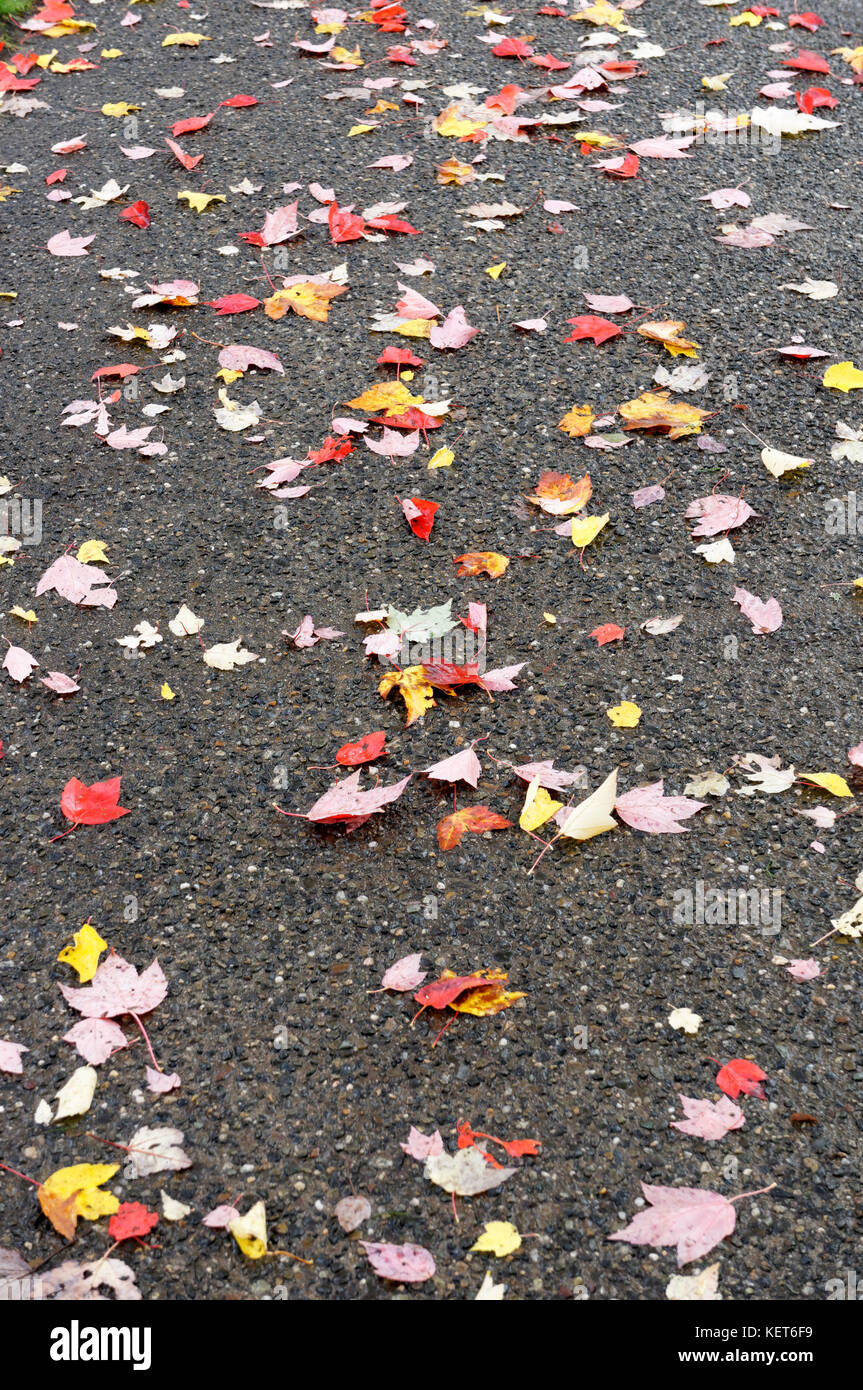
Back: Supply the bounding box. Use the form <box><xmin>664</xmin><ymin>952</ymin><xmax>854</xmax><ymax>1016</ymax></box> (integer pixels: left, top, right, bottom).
<box><xmin>1</xmin><ymin>0</ymin><xmax>862</xmax><ymax>1302</ymax></box>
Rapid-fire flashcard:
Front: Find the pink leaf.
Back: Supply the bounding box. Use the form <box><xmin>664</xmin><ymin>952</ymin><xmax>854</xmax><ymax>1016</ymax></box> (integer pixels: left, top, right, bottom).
<box><xmin>631</xmin><ymin>484</ymin><xmax>665</xmax><ymax>509</ymax></box>
<box><xmin>46</xmin><ymin>229</ymin><xmax>95</xmax><ymax>257</ymax></box>
<box><xmin>368</xmin><ymin>153</ymin><xmax>413</xmax><ymax>171</ymax></box>
<box><xmin>3</xmin><ymin>645</ymin><xmax>38</xmax><ymax>683</ymax></box>
<box><xmin>609</xmin><ymin>1183</ymin><xmax>739</xmax><ymax>1266</ymax></box>
<box><xmin>429</xmin><ymin>306</ymin><xmax>478</xmax><ymax>350</ymax></box>
<box><xmin>361</xmin><ymin>1241</ymin><xmax>435</xmax><ymax>1283</ymax></box>
<box><xmin>0</xmin><ymin>1040</ymin><xmax>28</xmax><ymax>1075</ymax></box>
<box><xmin>395</xmin><ymin>284</ymin><xmax>440</xmax><ymax>319</ymax></box>
<box><xmin>381</xmin><ymin>953</ymin><xmax>427</xmax><ymax>993</ymax></box>
<box><xmin>615</xmin><ymin>780</ymin><xmax>706</xmax><ymax>834</ymax></box>
<box><xmin>583</xmin><ymin>292</ymin><xmax>633</xmax><ymax>314</ymax></box>
<box><xmin>63</xmin><ymin>1018</ymin><xmax>128</xmax><ymax>1066</ymax></box>
<box><xmin>59</xmin><ymin>955</ymin><xmax>167</xmax><ymax>1019</ymax></box>
<box><xmin>400</xmin><ymin>1126</ymin><xmax>444</xmax><ymax>1160</ymax></box>
<box><xmin>513</xmin><ymin>760</ymin><xmax>585</xmax><ymax>792</ymax></box>
<box><xmin>686</xmin><ymin>494</ymin><xmax>757</xmax><ymax>538</ymax></box>
<box><xmin>299</xmin><ymin>771</ymin><xmax>411</xmax><ymax>825</ymax></box>
<box><xmin>40</xmin><ymin>671</ymin><xmax>80</xmax><ymax>695</ymax></box>
<box><xmin>365</xmin><ymin>428</ymin><xmax>420</xmax><ymax>457</ymax></box>
<box><xmin>335</xmin><ymin>1196</ymin><xmax>371</xmax><ymax>1231</ymax></box>
<box><xmin>36</xmin><ymin>555</ymin><xmax>118</xmax><ymax>608</ymax></box>
<box><xmin>543</xmin><ymin>199</ymin><xmax>579</xmax><ymax>214</ymax></box>
<box><xmin>715</xmin><ymin>226</ymin><xmax>775</xmax><ymax>249</ymax></box>
<box><xmin>671</xmin><ymin>1095</ymin><xmax>745</xmax><ymax>1142</ymax></box>
<box><xmin>202</xmin><ymin>1204</ymin><xmax>240</xmax><ymax>1229</ymax></box>
<box><xmin>630</xmin><ymin>135</ymin><xmax>695</xmax><ymax>158</ymax></box>
<box><xmin>218</xmin><ymin>345</ymin><xmax>283</xmax><ymax>374</ymax></box>
<box><xmin>698</xmin><ymin>187</ymin><xmax>752</xmax><ymax>210</ymax></box>
<box><xmin>848</xmin><ymin>743</ymin><xmax>863</xmax><ymax>768</ymax></box>
<box><xmin>146</xmin><ymin>1068</ymin><xmax>181</xmax><ymax>1094</ymax></box>
<box><xmin>481</xmin><ymin>663</ymin><xmax>525</xmax><ymax>692</ymax></box>
<box><xmin>105</xmin><ymin>425</ymin><xmax>154</xmax><ymax>450</ymax></box>
<box><xmin>786</xmin><ymin>958</ymin><xmax>821</xmax><ymax>981</ymax></box>
<box><xmin>732</xmin><ymin>588</ymin><xmax>783</xmax><ymax>635</ymax></box>
<box><xmin>424</xmin><ymin>746</ymin><xmax>482</xmax><ymax>788</ymax></box>
<box><xmin>513</xmin><ymin>317</ymin><xmax>547</xmax><ymax>332</ymax></box>
<box><xmin>260</xmin><ymin>202</ymin><xmax>300</xmax><ymax>245</ymax></box>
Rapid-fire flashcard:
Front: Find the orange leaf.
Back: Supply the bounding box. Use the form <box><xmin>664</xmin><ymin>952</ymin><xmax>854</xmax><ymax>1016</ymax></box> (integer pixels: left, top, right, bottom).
<box><xmin>436</xmin><ymin>805</ymin><xmax>512</xmax><ymax>850</ymax></box>
<box><xmin>452</xmin><ymin>551</ymin><xmax>509</xmax><ymax>579</ymax></box>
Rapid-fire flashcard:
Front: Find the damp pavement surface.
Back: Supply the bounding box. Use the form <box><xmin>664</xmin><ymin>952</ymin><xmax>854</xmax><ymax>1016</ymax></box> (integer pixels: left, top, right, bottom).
<box><xmin>0</xmin><ymin>0</ymin><xmax>862</xmax><ymax>1301</ymax></box>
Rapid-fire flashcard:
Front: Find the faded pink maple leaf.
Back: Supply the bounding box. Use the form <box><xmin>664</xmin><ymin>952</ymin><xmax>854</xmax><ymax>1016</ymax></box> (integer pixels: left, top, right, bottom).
<box><xmin>36</xmin><ymin>555</ymin><xmax>118</xmax><ymax>609</ymax></box>
<box><xmin>630</xmin><ymin>135</ymin><xmax>695</xmax><ymax>158</ymax></box>
<box><xmin>686</xmin><ymin>494</ymin><xmax>757</xmax><ymax>538</ymax></box>
<box><xmin>429</xmin><ymin>306</ymin><xmax>478</xmax><ymax>351</ymax></box>
<box><xmin>218</xmin><ymin>345</ymin><xmax>283</xmax><ymax>374</ymax></box>
<box><xmin>380</xmin><ymin>953</ymin><xmax>427</xmax><ymax>993</ymax></box>
<box><xmin>335</xmin><ymin>1195</ymin><xmax>371</xmax><ymax>1231</ymax></box>
<box><xmin>631</xmin><ymin>484</ymin><xmax>665</xmax><ymax>509</ymax></box>
<box><xmin>513</xmin><ymin>760</ymin><xmax>585</xmax><ymax>792</ymax></box>
<box><xmin>424</xmin><ymin>746</ymin><xmax>482</xmax><ymax>788</ymax></box>
<box><xmin>296</xmin><ymin>771</ymin><xmax>411</xmax><ymax>826</ymax></box>
<box><xmin>671</xmin><ymin>1095</ymin><xmax>745</xmax><ymax>1142</ymax></box>
<box><xmin>361</xmin><ymin>1241</ymin><xmax>435</xmax><ymax>1283</ymax></box>
<box><xmin>513</xmin><ymin>317</ymin><xmax>547</xmax><ymax>332</ymax></box>
<box><xmin>610</xmin><ymin>1183</ymin><xmax>749</xmax><ymax>1266</ymax></box>
<box><xmin>261</xmin><ymin>201</ymin><xmax>299</xmax><ymax>245</ymax></box>
<box><xmin>285</xmin><ymin>615</ymin><xmax>344</xmax><ymax>648</ymax></box>
<box><xmin>400</xmin><ymin>1126</ymin><xmax>444</xmax><ymax>1160</ymax></box>
<box><xmin>368</xmin><ymin>153</ymin><xmax>413</xmax><ymax>171</ymax></box>
<box><xmin>46</xmin><ymin>229</ymin><xmax>95</xmax><ymax>257</ymax></box>
<box><xmin>584</xmin><ymin>292</ymin><xmax>633</xmax><ymax>314</ymax></box>
<box><xmin>698</xmin><ymin>187</ymin><xmax>752</xmax><ymax>210</ymax></box>
<box><xmin>0</xmin><ymin>1041</ymin><xmax>28</xmax><ymax>1075</ymax></box>
<box><xmin>365</xmin><ymin>428</ymin><xmax>420</xmax><ymax>457</ymax></box>
<box><xmin>3</xmin><ymin>645</ymin><xmax>38</xmax><ymax>683</ymax></box>
<box><xmin>202</xmin><ymin>1204</ymin><xmax>240</xmax><ymax>1229</ymax></box>
<box><xmin>105</xmin><ymin>425</ymin><xmax>154</xmax><ymax>451</ymax></box>
<box><xmin>63</xmin><ymin>1018</ymin><xmax>128</xmax><ymax>1066</ymax></box>
<box><xmin>59</xmin><ymin>955</ymin><xmax>167</xmax><ymax>1019</ymax></box>
<box><xmin>40</xmin><ymin>671</ymin><xmax>80</xmax><ymax>695</ymax></box>
<box><xmin>848</xmin><ymin>742</ymin><xmax>863</xmax><ymax>767</ymax></box>
<box><xmin>146</xmin><ymin>1068</ymin><xmax>181</xmax><ymax>1094</ymax></box>
<box><xmin>786</xmin><ymin>958</ymin><xmax>821</xmax><ymax>982</ymax></box>
<box><xmin>615</xmin><ymin>781</ymin><xmax>706</xmax><ymax>834</ymax></box>
<box><xmin>395</xmin><ymin>284</ymin><xmax>440</xmax><ymax>319</ymax></box>
<box><xmin>715</xmin><ymin>226</ymin><xmax>774</xmax><ymax>249</ymax></box>
<box><xmin>482</xmin><ymin>663</ymin><xmax>525</xmax><ymax>693</ymax></box>
<box><xmin>732</xmin><ymin>588</ymin><xmax>783</xmax><ymax>635</ymax></box>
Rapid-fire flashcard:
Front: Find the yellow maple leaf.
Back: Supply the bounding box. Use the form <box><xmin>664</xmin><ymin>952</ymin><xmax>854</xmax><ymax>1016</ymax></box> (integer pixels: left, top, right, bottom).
<box><xmin>58</xmin><ymin>921</ymin><xmax>107</xmax><ymax>983</ymax></box>
<box><xmin>379</xmin><ymin>665</ymin><xmax>436</xmax><ymax>727</ymax></box>
<box><xmin>637</xmin><ymin>320</ymin><xmax>699</xmax><ymax>357</ymax></box>
<box><xmin>471</xmin><ymin>1221</ymin><xmax>522</xmax><ymax>1257</ymax></box>
<box><xmin>102</xmin><ymin>102</ymin><xmax>141</xmax><ymax>118</ymax></box>
<box><xmin>451</xmin><ymin>971</ymin><xmax>526</xmax><ymax>1017</ymax></box>
<box><xmin>702</xmin><ymin>72</ymin><xmax>733</xmax><ymax>91</ymax></box>
<box><xmin>798</xmin><ymin>772</ymin><xmax>852</xmax><ymax>797</ymax></box>
<box><xmin>569</xmin><ymin>1</ymin><xmax>625</xmax><ymax>27</ymax></box>
<box><xmin>618</xmin><ymin>390</ymin><xmax>709</xmax><ymax>439</ymax></box>
<box><xmin>428</xmin><ymin>447</ymin><xmax>455</xmax><ymax>470</ymax></box>
<box><xmin>162</xmin><ymin>32</ymin><xmax>210</xmax><ymax>47</ymax></box>
<box><xmin>577</xmin><ymin>131</ymin><xmax>622</xmax><ymax>149</ymax></box>
<box><xmin>331</xmin><ymin>46</ymin><xmax>362</xmax><ymax>66</ymax></box>
<box><xmin>730</xmin><ymin>11</ymin><xmax>760</xmax><ymax>24</ymax></box>
<box><xmin>101</xmin><ymin>49</ymin><xmax>123</xmax><ymax>59</ymax></box>
<box><xmin>519</xmin><ymin>778</ymin><xmax>562</xmax><ymax>832</ymax></box>
<box><xmin>229</xmin><ymin>1201</ymin><xmax>268</xmax><ymax>1259</ymax></box>
<box><xmin>264</xmin><ymin>281</ymin><xmax>346</xmax><ymax>324</ymax></box>
<box><xmin>76</xmin><ymin>540</ymin><xmax>108</xmax><ymax>564</ymax></box>
<box><xmin>38</xmin><ymin>1164</ymin><xmax>119</xmax><ymax>1231</ymax></box>
<box><xmin>9</xmin><ymin>606</ymin><xmax>36</xmax><ymax>623</ymax></box>
<box><xmin>607</xmin><ymin>700</ymin><xmax>642</xmax><ymax>728</ymax></box>
<box><xmin>346</xmin><ymin>380</ymin><xmax>424</xmax><ymax>414</ymax></box>
<box><xmin>366</xmin><ymin>100</ymin><xmax>398</xmax><ymax>115</ymax></box>
<box><xmin>0</xmin><ymin>185</ymin><xmax>21</xmax><ymax>203</ymax></box>
<box><xmin>216</xmin><ymin>368</ymin><xmax>244</xmax><ymax>385</ymax></box>
<box><xmin>435</xmin><ymin>105</ymin><xmax>488</xmax><ymax>138</ymax></box>
<box><xmin>177</xmin><ymin>191</ymin><xmax>226</xmax><ymax>213</ymax></box>
<box><xmin>348</xmin><ymin>123</ymin><xmax>377</xmax><ymax>137</ymax></box>
<box><xmin>390</xmin><ymin>318</ymin><xmax>433</xmax><ymax>338</ymax></box>
<box><xmin>485</xmin><ymin>262</ymin><xmax>506</xmax><ymax>280</ymax></box>
<box><xmin>571</xmin><ymin>513</ymin><xmax>609</xmax><ymax>548</ymax></box>
<box><xmin>436</xmin><ymin>157</ymin><xmax>476</xmax><ymax>185</ymax></box>
<box><xmin>823</xmin><ymin>361</ymin><xmax>863</xmax><ymax>393</ymax></box>
<box><xmin>161</xmin><ymin>682</ymin><xmax>176</xmax><ymax>701</ymax></box>
<box><xmin>558</xmin><ymin>403</ymin><xmax>595</xmax><ymax>438</ymax></box>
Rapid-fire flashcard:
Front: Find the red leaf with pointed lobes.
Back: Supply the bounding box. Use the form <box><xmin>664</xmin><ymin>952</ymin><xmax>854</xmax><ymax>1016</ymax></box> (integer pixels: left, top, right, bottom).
<box><xmin>590</xmin><ymin>623</ymin><xmax>625</xmax><ymax>646</ymax></box>
<box><xmin>329</xmin><ymin>202</ymin><xmax>366</xmax><ymax>244</ymax></box>
<box><xmin>492</xmin><ymin>36</ymin><xmax>534</xmax><ymax>58</ymax></box>
<box><xmin>796</xmin><ymin>85</ymin><xmax>837</xmax><ymax>112</ymax></box>
<box><xmin>60</xmin><ymin>777</ymin><xmax>130</xmax><ymax>826</ymax></box>
<box><xmin>436</xmin><ymin>805</ymin><xmax>512</xmax><ymax>850</ymax></box>
<box><xmin>563</xmin><ymin>314</ymin><xmax>623</xmax><ymax>346</ymax></box>
<box><xmin>220</xmin><ymin>94</ymin><xmax>258</xmax><ymax>108</ymax></box>
<box><xmin>204</xmin><ymin>294</ymin><xmax>261</xmax><ymax>315</ymax></box>
<box><xmin>376</xmin><ymin>345</ymin><xmax>424</xmax><ymax>369</ymax></box>
<box><xmin>164</xmin><ymin>137</ymin><xmax>204</xmax><ymax>171</ymax></box>
<box><xmin>398</xmin><ymin>496</ymin><xmax>438</xmax><ymax>540</ymax></box>
<box><xmin>336</xmin><ymin>731</ymin><xmax>387</xmax><ymax>766</ymax></box>
<box><xmin>170</xmin><ymin>112</ymin><xmax>214</xmax><ymax>138</ymax></box>
<box><xmin>365</xmin><ymin>213</ymin><xmax>421</xmax><ymax>236</ymax></box>
<box><xmin>715</xmin><ymin>1058</ymin><xmax>768</xmax><ymax>1100</ymax></box>
<box><xmin>91</xmin><ymin>363</ymin><xmax>139</xmax><ymax>382</ymax></box>
<box><xmin>413</xmin><ymin>972</ymin><xmax>494</xmax><ymax>1010</ymax></box>
<box><xmin>108</xmin><ymin>1202</ymin><xmax>158</xmax><ymax>1242</ymax></box>
<box><xmin>118</xmin><ymin>200</ymin><xmax>150</xmax><ymax>229</ymax></box>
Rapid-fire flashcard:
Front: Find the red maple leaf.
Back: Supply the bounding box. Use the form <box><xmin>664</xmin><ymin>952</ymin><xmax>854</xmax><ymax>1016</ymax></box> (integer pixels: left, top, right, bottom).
<box><xmin>796</xmin><ymin>85</ymin><xmax>837</xmax><ymax>113</ymax></box>
<box><xmin>365</xmin><ymin>213</ymin><xmax>421</xmax><ymax>236</ymax></box>
<box><xmin>170</xmin><ymin>113</ymin><xmax>214</xmax><ymax>138</ymax></box>
<box><xmin>436</xmin><ymin>805</ymin><xmax>512</xmax><ymax>850</ymax></box>
<box><xmin>60</xmin><ymin>777</ymin><xmax>130</xmax><ymax>827</ymax></box>
<box><xmin>220</xmin><ymin>94</ymin><xmax>259</xmax><ymax>108</ymax></box>
<box><xmin>336</xmin><ymin>731</ymin><xmax>387</xmax><ymax>766</ymax></box>
<box><xmin>307</xmin><ymin>436</ymin><xmax>354</xmax><ymax>465</ymax></box>
<box><xmin>413</xmin><ymin>972</ymin><xmax>494</xmax><ymax>1011</ymax></box>
<box><xmin>563</xmin><ymin>314</ymin><xmax>623</xmax><ymax>346</ymax></box>
<box><xmin>715</xmin><ymin>1058</ymin><xmax>768</xmax><ymax>1100</ymax></box>
<box><xmin>329</xmin><ymin>202</ymin><xmax>367</xmax><ymax>244</ymax></box>
<box><xmin>492</xmin><ymin>36</ymin><xmax>534</xmax><ymax>59</ymax></box>
<box><xmin>376</xmin><ymin>345</ymin><xmax>424</xmax><ymax>371</ymax></box>
<box><xmin>204</xmin><ymin>294</ymin><xmax>261</xmax><ymax>315</ymax></box>
<box><xmin>108</xmin><ymin>1202</ymin><xmax>159</xmax><ymax>1242</ymax></box>
<box><xmin>589</xmin><ymin>623</ymin><xmax>625</xmax><ymax>646</ymax></box>
<box><xmin>398</xmin><ymin>497</ymin><xmax>439</xmax><ymax>541</ymax></box>
<box><xmin>118</xmin><ymin>200</ymin><xmax>150</xmax><ymax>229</ymax></box>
